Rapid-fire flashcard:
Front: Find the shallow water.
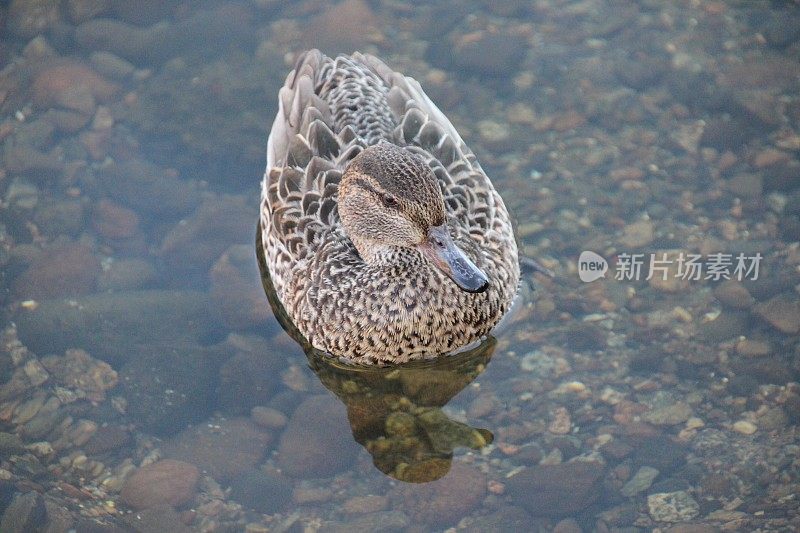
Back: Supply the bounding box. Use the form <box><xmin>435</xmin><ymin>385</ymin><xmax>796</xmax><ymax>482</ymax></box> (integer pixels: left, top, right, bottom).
<box><xmin>1</xmin><ymin>0</ymin><xmax>799</xmax><ymax>531</ymax></box>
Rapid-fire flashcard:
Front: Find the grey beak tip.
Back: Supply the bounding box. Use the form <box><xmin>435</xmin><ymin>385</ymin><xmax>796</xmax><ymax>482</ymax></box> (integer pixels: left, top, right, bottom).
<box><xmin>464</xmin><ymin>279</ymin><xmax>490</xmax><ymax>294</ymax></box>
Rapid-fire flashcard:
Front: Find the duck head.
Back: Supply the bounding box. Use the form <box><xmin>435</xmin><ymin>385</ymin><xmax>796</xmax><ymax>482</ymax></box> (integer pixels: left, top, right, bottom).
<box><xmin>339</xmin><ymin>143</ymin><xmax>489</xmax><ymax>293</ymax></box>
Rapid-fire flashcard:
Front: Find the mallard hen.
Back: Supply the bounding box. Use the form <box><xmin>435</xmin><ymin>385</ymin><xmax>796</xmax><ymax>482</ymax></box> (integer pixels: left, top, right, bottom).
<box><xmin>260</xmin><ymin>50</ymin><xmax>519</xmax><ymax>365</ymax></box>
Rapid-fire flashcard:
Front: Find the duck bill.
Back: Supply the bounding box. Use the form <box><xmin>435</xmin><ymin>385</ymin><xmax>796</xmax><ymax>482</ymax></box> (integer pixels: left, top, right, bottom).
<box><xmin>418</xmin><ymin>224</ymin><xmax>489</xmax><ymax>293</ymax></box>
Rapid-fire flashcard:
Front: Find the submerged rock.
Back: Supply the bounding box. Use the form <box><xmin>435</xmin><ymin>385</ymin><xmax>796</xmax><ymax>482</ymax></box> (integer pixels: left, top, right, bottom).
<box><xmin>228</xmin><ymin>469</ymin><xmax>292</xmax><ymax>514</ymax></box>
<box><xmin>120</xmin><ymin>342</ymin><xmax>217</xmax><ymax>435</ymax></box>
<box><xmin>160</xmin><ymin>195</ymin><xmax>257</xmax><ymax>278</ymax></box>
<box><xmin>461</xmin><ymin>506</ymin><xmax>533</xmax><ymax>533</ymax></box>
<box><xmin>92</xmin><ymin>198</ymin><xmax>141</xmax><ymax>241</ymax></box>
<box><xmin>120</xmin><ymin>459</ymin><xmax>200</xmax><ymax>510</ymax></box>
<box><xmin>276</xmin><ymin>395</ymin><xmax>359</xmax><ymax>478</ymax></box>
<box><xmin>14</xmin><ymin>290</ymin><xmax>213</xmax><ymax>367</ymax></box>
<box><xmin>83</xmin><ymin>425</ymin><xmax>131</xmax><ymax>455</ymax></box>
<box><xmin>162</xmin><ymin>417</ymin><xmax>272</xmax><ymax>481</ymax></box>
<box><xmin>31</xmin><ymin>60</ymin><xmax>119</xmax><ymax>116</ymax></box>
<box><xmin>96</xmin><ymin>258</ymin><xmax>157</xmax><ymax>291</ymax></box>
<box><xmin>393</xmin><ymin>462</ymin><xmax>486</xmax><ymax>527</ymax></box>
<box><xmin>319</xmin><ymin>510</ymin><xmax>409</xmax><ymax>533</ymax></box>
<box><xmin>75</xmin><ymin>5</ymin><xmax>254</xmax><ymax>65</ymax></box>
<box><xmin>218</xmin><ymin>346</ymin><xmax>283</xmax><ymax>416</ymax></box>
<box><xmin>753</xmin><ymin>293</ymin><xmax>800</xmax><ymax>334</ymax></box>
<box><xmin>210</xmin><ymin>245</ymin><xmax>272</xmax><ymax>330</ymax></box>
<box><xmin>305</xmin><ymin>0</ymin><xmax>384</xmax><ymax>53</ymax></box>
<box><xmin>7</xmin><ymin>0</ymin><xmax>61</xmax><ymax>38</ymax></box>
<box><xmin>621</xmin><ymin>466</ymin><xmax>660</xmax><ymax>497</ymax></box>
<box><xmin>643</xmin><ymin>402</ymin><xmax>693</xmax><ymax>426</ymax></box>
<box><xmin>647</xmin><ymin>491</ymin><xmax>699</xmax><ymax>522</ymax></box>
<box><xmin>632</xmin><ymin>438</ymin><xmax>687</xmax><ymax>473</ymax></box>
<box><xmin>97</xmin><ymin>158</ymin><xmax>202</xmax><ymax>217</ymax></box>
<box><xmin>451</xmin><ymin>30</ymin><xmax>529</xmax><ymax>75</ymax></box>
<box><xmin>713</xmin><ymin>280</ymin><xmax>755</xmax><ymax>309</ymax></box>
<box><xmin>11</xmin><ymin>243</ymin><xmax>101</xmax><ymax>300</ymax></box>
<box><xmin>0</xmin><ymin>491</ymin><xmax>46</xmax><ymax>533</ymax></box>
<box><xmin>41</xmin><ymin>348</ymin><xmax>118</xmax><ymax>402</ymax></box>
<box><xmin>65</xmin><ymin>0</ymin><xmax>111</xmax><ymax>24</ymax></box>
<box><xmin>506</xmin><ymin>460</ymin><xmax>605</xmax><ymax>516</ymax></box>
<box><xmin>122</xmin><ymin>505</ymin><xmax>192</xmax><ymax>533</ymax></box>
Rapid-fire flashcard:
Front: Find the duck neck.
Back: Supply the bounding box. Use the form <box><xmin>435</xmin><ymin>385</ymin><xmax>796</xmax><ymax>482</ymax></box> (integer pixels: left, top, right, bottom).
<box><xmin>351</xmin><ymin>236</ymin><xmax>396</xmax><ymax>266</ymax></box>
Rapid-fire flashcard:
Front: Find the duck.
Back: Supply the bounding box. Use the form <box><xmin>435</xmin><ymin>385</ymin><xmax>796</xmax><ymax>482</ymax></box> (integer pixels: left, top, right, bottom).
<box><xmin>260</xmin><ymin>49</ymin><xmax>520</xmax><ymax>365</ymax></box>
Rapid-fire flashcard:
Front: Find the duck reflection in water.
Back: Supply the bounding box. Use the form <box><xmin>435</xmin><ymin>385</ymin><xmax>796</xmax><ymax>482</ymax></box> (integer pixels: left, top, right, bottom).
<box><xmin>258</xmin><ymin>226</ymin><xmax>494</xmax><ymax>483</ymax></box>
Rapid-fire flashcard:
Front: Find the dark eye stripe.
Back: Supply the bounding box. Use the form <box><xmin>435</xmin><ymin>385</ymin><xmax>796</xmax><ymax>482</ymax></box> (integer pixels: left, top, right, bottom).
<box><xmin>355</xmin><ymin>178</ymin><xmax>400</xmax><ymax>209</ymax></box>
<box><xmin>354</xmin><ymin>177</ymin><xmax>379</xmax><ymax>196</ymax></box>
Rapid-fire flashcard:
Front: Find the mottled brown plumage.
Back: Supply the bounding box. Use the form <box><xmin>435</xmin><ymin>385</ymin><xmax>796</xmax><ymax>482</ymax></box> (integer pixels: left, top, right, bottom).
<box><xmin>260</xmin><ymin>50</ymin><xmax>519</xmax><ymax>364</ymax></box>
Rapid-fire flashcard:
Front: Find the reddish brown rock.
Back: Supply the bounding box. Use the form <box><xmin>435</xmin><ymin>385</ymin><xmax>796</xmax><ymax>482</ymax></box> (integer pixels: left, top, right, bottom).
<box><xmin>31</xmin><ymin>60</ymin><xmax>119</xmax><ymax>113</ymax></box>
<box><xmin>8</xmin><ymin>0</ymin><xmax>62</xmax><ymax>38</ymax></box>
<box><xmin>713</xmin><ymin>280</ymin><xmax>755</xmax><ymax>309</ymax></box>
<box><xmin>210</xmin><ymin>245</ymin><xmax>271</xmax><ymax>330</ymax></box>
<box><xmin>393</xmin><ymin>462</ymin><xmax>487</xmax><ymax>527</ymax></box>
<box><xmin>12</xmin><ymin>243</ymin><xmax>101</xmax><ymax>300</ymax></box>
<box><xmin>306</xmin><ymin>0</ymin><xmax>383</xmax><ymax>52</ymax></box>
<box><xmin>92</xmin><ymin>199</ymin><xmax>140</xmax><ymax>240</ymax></box>
<box><xmin>754</xmin><ymin>293</ymin><xmax>800</xmax><ymax>334</ymax></box>
<box><xmin>120</xmin><ymin>459</ymin><xmax>199</xmax><ymax>510</ymax></box>
<box><xmin>161</xmin><ymin>417</ymin><xmax>271</xmax><ymax>481</ymax></box>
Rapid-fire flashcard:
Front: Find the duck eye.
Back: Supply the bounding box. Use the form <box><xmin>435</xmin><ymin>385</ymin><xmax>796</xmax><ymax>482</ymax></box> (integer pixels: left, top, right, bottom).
<box><xmin>382</xmin><ymin>194</ymin><xmax>399</xmax><ymax>208</ymax></box>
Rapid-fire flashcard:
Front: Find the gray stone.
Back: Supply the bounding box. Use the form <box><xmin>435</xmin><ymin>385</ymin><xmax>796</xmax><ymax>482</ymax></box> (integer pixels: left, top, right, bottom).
<box><xmin>633</xmin><ymin>438</ymin><xmax>687</xmax><ymax>474</ymax></box>
<box><xmin>647</xmin><ymin>491</ymin><xmax>700</xmax><ymax>522</ymax></box>
<box><xmin>120</xmin><ymin>342</ymin><xmax>218</xmax><ymax>436</ymax></box>
<box><xmin>452</xmin><ymin>32</ymin><xmax>529</xmax><ymax>75</ymax></box>
<box><xmin>277</xmin><ymin>395</ymin><xmax>359</xmax><ymax>478</ymax></box>
<box><xmin>159</xmin><ymin>195</ymin><xmax>257</xmax><ymax>276</ymax></box>
<box><xmin>643</xmin><ymin>402</ymin><xmax>693</xmax><ymax>426</ymax></box>
<box><xmin>218</xmin><ymin>347</ymin><xmax>283</xmax><ymax>416</ymax></box>
<box><xmin>621</xmin><ymin>466</ymin><xmax>660</xmax><ymax>497</ymax></box>
<box><xmin>90</xmin><ymin>51</ymin><xmax>136</xmax><ymax>80</ymax></box>
<box><xmin>228</xmin><ymin>469</ymin><xmax>292</xmax><ymax>514</ymax></box>
<box><xmin>320</xmin><ymin>511</ymin><xmax>409</xmax><ymax>533</ymax></box>
<box><xmin>0</xmin><ymin>432</ymin><xmax>25</xmax><ymax>454</ymax></box>
<box><xmin>97</xmin><ymin>159</ymin><xmax>201</xmax><ymax>217</ymax></box>
<box><xmin>0</xmin><ymin>491</ymin><xmax>46</xmax><ymax>533</ymax></box>
<box><xmin>123</xmin><ymin>505</ymin><xmax>192</xmax><ymax>533</ymax></box>
<box><xmin>506</xmin><ymin>460</ymin><xmax>605</xmax><ymax>516</ymax></box>
<box><xmin>461</xmin><ymin>505</ymin><xmax>533</xmax><ymax>533</ymax></box>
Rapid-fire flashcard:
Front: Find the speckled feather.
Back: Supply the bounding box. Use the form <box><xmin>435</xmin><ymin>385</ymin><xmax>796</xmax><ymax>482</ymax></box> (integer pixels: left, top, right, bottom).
<box><xmin>261</xmin><ymin>50</ymin><xmax>519</xmax><ymax>364</ymax></box>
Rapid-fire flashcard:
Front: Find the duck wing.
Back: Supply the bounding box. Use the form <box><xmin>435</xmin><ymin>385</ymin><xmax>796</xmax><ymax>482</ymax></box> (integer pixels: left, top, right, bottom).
<box><xmin>263</xmin><ymin>51</ymin><xmax>365</xmax><ymax>268</ymax></box>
